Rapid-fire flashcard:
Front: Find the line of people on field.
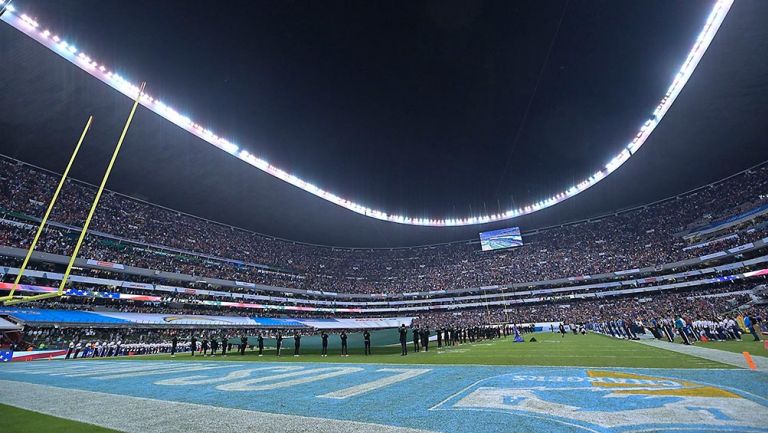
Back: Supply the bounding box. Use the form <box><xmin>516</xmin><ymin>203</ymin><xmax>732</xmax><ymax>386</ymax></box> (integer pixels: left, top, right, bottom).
<box><xmin>64</xmin><ymin>340</ymin><xmax>185</xmax><ymax>359</ymax></box>
<box><xmin>399</xmin><ymin>324</ymin><xmax>506</xmax><ymax>356</ymax></box>
<box><xmin>588</xmin><ymin>311</ymin><xmax>763</xmax><ymax>345</ymax></box>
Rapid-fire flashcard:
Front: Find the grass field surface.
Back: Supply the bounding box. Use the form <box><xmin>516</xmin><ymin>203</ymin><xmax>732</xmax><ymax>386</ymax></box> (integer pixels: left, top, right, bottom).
<box><xmin>689</xmin><ymin>338</ymin><xmax>767</xmax><ymax>355</ymax></box>
<box><xmin>0</xmin><ymin>403</ymin><xmax>120</xmax><ymax>433</ymax></box>
<box><xmin>137</xmin><ymin>332</ymin><xmax>733</xmax><ymax>368</ymax></box>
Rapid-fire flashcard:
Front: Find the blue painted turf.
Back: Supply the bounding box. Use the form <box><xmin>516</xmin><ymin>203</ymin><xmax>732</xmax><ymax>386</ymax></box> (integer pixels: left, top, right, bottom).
<box><xmin>1</xmin><ymin>360</ymin><xmax>767</xmax><ymax>433</ymax></box>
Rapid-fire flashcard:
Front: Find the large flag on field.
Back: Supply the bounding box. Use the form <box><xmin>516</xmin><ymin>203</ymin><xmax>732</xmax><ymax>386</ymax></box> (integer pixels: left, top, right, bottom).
<box><xmin>736</xmin><ymin>315</ymin><xmax>747</xmax><ymax>332</ymax></box>
<box><xmin>513</xmin><ymin>327</ymin><xmax>524</xmax><ymax>343</ymax></box>
<box><xmin>0</xmin><ymin>350</ymin><xmax>13</xmax><ymax>362</ymax></box>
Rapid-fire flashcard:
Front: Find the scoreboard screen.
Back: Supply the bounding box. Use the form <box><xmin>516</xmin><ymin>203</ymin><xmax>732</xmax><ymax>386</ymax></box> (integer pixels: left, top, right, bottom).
<box><xmin>479</xmin><ymin>227</ymin><xmax>523</xmax><ymax>251</ymax></box>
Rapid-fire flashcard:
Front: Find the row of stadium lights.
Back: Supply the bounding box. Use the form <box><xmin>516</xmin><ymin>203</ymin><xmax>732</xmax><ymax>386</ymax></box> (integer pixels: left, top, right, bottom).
<box><xmin>1</xmin><ymin>0</ymin><xmax>734</xmax><ymax>227</ymax></box>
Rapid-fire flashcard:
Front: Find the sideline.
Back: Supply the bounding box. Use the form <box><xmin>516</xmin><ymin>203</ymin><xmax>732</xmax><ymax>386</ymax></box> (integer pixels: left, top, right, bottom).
<box><xmin>637</xmin><ymin>340</ymin><xmax>768</xmax><ymax>372</ymax></box>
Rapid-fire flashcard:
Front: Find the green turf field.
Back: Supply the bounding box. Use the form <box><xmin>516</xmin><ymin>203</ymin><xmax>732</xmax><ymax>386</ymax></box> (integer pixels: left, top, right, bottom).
<box><xmin>137</xmin><ymin>332</ymin><xmax>733</xmax><ymax>368</ymax></box>
<box><xmin>0</xmin><ymin>403</ymin><xmax>121</xmax><ymax>433</ymax></box>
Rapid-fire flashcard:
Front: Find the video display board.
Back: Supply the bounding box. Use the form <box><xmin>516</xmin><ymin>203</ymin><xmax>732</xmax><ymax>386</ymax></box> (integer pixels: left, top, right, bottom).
<box><xmin>479</xmin><ymin>227</ymin><xmax>523</xmax><ymax>251</ymax></box>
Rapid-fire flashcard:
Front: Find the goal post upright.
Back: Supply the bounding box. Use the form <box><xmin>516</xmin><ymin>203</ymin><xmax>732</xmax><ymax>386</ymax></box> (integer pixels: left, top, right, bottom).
<box><xmin>5</xmin><ymin>82</ymin><xmax>146</xmax><ymax>306</ymax></box>
<box><xmin>0</xmin><ymin>115</ymin><xmax>93</xmax><ymax>303</ymax></box>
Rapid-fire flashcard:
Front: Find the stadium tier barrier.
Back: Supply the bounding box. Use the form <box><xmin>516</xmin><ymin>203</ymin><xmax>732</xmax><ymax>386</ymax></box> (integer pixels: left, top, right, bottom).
<box><xmin>1</xmin><ymin>262</ymin><xmax>765</xmax><ymax>314</ymax></box>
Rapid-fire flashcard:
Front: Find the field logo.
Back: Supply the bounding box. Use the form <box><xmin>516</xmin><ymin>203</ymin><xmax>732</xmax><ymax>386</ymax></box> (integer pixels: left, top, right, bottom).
<box><xmin>447</xmin><ymin>370</ymin><xmax>768</xmax><ymax>432</ymax></box>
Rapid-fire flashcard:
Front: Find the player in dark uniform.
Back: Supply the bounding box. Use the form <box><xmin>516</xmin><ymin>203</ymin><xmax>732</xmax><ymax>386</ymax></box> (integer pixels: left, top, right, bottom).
<box><xmin>559</xmin><ymin>323</ymin><xmax>566</xmax><ymax>338</ymax></box>
<box><xmin>202</xmin><ymin>338</ymin><xmax>209</xmax><ymax>356</ymax></box>
<box><xmin>65</xmin><ymin>341</ymin><xmax>74</xmax><ymax>359</ymax></box>
<box><xmin>363</xmin><ymin>330</ymin><xmax>371</xmax><ymax>355</ymax></box>
<box><xmin>294</xmin><ymin>332</ymin><xmax>301</xmax><ymax>356</ymax></box>
<box><xmin>171</xmin><ymin>335</ymin><xmax>178</xmax><ymax>357</ymax></box>
<box><xmin>321</xmin><ymin>331</ymin><xmax>329</xmax><ymax>357</ymax></box>
<box><xmin>210</xmin><ymin>337</ymin><xmax>218</xmax><ymax>357</ymax></box>
<box><xmin>240</xmin><ymin>335</ymin><xmax>248</xmax><ymax>355</ymax></box>
<box><xmin>276</xmin><ymin>332</ymin><xmax>283</xmax><ymax>356</ymax></box>
<box><xmin>436</xmin><ymin>328</ymin><xmax>442</xmax><ymax>348</ymax></box>
<box><xmin>190</xmin><ymin>336</ymin><xmax>197</xmax><ymax>357</ymax></box>
<box><xmin>399</xmin><ymin>324</ymin><xmax>408</xmax><ymax>356</ymax></box>
<box><xmin>421</xmin><ymin>328</ymin><xmax>429</xmax><ymax>352</ymax></box>
<box><xmin>340</xmin><ymin>331</ymin><xmax>348</xmax><ymax>356</ymax></box>
<box><xmin>412</xmin><ymin>326</ymin><xmax>420</xmax><ymax>352</ymax></box>
<box><xmin>220</xmin><ymin>336</ymin><xmax>227</xmax><ymax>357</ymax></box>
<box><xmin>257</xmin><ymin>333</ymin><xmax>264</xmax><ymax>356</ymax></box>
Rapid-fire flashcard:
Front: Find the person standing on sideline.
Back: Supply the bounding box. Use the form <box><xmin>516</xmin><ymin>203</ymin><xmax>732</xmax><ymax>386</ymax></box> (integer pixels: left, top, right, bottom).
<box><xmin>559</xmin><ymin>323</ymin><xmax>566</xmax><ymax>338</ymax></box>
<box><xmin>399</xmin><ymin>324</ymin><xmax>408</xmax><ymax>356</ymax></box>
<box><xmin>257</xmin><ymin>333</ymin><xmax>264</xmax><ymax>356</ymax></box>
<box><xmin>202</xmin><ymin>338</ymin><xmax>209</xmax><ymax>356</ymax></box>
<box><xmin>65</xmin><ymin>341</ymin><xmax>74</xmax><ymax>360</ymax></box>
<box><xmin>221</xmin><ymin>335</ymin><xmax>228</xmax><ymax>357</ymax></box>
<box><xmin>294</xmin><ymin>332</ymin><xmax>301</xmax><ymax>357</ymax></box>
<box><xmin>340</xmin><ymin>331</ymin><xmax>349</xmax><ymax>356</ymax></box>
<box><xmin>210</xmin><ymin>337</ymin><xmax>218</xmax><ymax>356</ymax></box>
<box><xmin>276</xmin><ymin>332</ymin><xmax>283</xmax><ymax>356</ymax></box>
<box><xmin>412</xmin><ymin>326</ymin><xmax>420</xmax><ymax>352</ymax></box>
<box><xmin>363</xmin><ymin>330</ymin><xmax>371</xmax><ymax>355</ymax></box>
<box><xmin>675</xmin><ymin>314</ymin><xmax>691</xmax><ymax>346</ymax></box>
<box><xmin>171</xmin><ymin>335</ymin><xmax>178</xmax><ymax>358</ymax></box>
<box><xmin>745</xmin><ymin>313</ymin><xmax>761</xmax><ymax>341</ymax></box>
<box><xmin>321</xmin><ymin>331</ymin><xmax>329</xmax><ymax>357</ymax></box>
<box><xmin>436</xmin><ymin>328</ymin><xmax>442</xmax><ymax>348</ymax></box>
<box><xmin>675</xmin><ymin>315</ymin><xmax>691</xmax><ymax>345</ymax></box>
<box><xmin>190</xmin><ymin>336</ymin><xmax>197</xmax><ymax>357</ymax></box>
<box><xmin>240</xmin><ymin>335</ymin><xmax>248</xmax><ymax>355</ymax></box>
<box><xmin>421</xmin><ymin>328</ymin><xmax>430</xmax><ymax>352</ymax></box>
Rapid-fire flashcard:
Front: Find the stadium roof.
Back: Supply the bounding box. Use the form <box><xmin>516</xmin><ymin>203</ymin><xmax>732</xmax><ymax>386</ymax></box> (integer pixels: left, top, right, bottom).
<box><xmin>1</xmin><ymin>0</ymin><xmax>767</xmax><ymax>247</ymax></box>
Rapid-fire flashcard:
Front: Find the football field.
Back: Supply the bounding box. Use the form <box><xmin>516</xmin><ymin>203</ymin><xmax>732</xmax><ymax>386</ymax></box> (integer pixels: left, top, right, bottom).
<box><xmin>138</xmin><ymin>331</ymin><xmax>745</xmax><ymax>368</ymax></box>
<box><xmin>1</xmin><ymin>333</ymin><xmax>766</xmax><ymax>433</ymax></box>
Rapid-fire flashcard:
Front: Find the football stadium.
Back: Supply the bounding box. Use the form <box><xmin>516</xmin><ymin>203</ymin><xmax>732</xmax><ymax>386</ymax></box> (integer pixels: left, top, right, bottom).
<box><xmin>1</xmin><ymin>0</ymin><xmax>767</xmax><ymax>432</ymax></box>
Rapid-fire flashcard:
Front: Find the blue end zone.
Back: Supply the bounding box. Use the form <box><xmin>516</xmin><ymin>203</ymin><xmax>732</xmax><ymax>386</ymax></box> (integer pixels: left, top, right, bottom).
<box><xmin>0</xmin><ymin>361</ymin><xmax>766</xmax><ymax>433</ymax></box>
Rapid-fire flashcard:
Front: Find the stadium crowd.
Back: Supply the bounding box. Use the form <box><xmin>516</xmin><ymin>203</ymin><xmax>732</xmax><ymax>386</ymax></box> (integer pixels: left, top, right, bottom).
<box><xmin>1</xmin><ymin>154</ymin><xmax>767</xmax><ymax>357</ymax></box>
<box><xmin>1</xmin><ymin>155</ymin><xmax>767</xmax><ymax>296</ymax></box>
<box><xmin>4</xmin><ymin>280</ymin><xmax>763</xmax><ymax>356</ymax></box>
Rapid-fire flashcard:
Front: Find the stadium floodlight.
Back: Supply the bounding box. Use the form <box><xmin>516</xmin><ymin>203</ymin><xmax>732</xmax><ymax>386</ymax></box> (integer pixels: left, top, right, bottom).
<box><xmin>0</xmin><ymin>0</ymin><xmax>734</xmax><ymax>226</ymax></box>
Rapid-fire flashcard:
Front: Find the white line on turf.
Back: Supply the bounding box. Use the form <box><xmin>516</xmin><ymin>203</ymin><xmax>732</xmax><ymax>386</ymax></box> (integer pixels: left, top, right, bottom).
<box><xmin>318</xmin><ymin>368</ymin><xmax>431</xmax><ymax>399</ymax></box>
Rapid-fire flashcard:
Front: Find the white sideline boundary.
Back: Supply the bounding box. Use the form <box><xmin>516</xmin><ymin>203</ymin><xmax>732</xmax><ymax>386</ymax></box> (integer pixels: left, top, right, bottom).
<box><xmin>636</xmin><ymin>339</ymin><xmax>768</xmax><ymax>372</ymax></box>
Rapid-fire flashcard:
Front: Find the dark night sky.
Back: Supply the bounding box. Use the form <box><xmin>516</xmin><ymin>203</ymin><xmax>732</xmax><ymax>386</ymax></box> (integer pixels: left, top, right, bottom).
<box><xmin>1</xmin><ymin>0</ymin><xmax>767</xmax><ymax>247</ymax></box>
